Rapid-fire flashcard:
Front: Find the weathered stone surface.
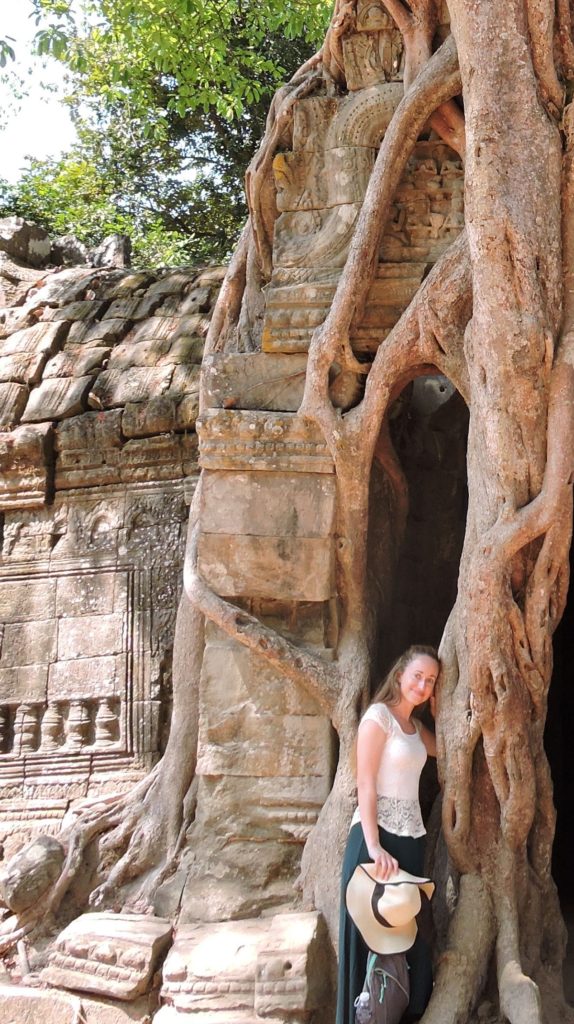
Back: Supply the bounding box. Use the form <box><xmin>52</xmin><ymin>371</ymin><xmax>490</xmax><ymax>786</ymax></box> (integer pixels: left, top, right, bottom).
<box><xmin>48</xmin><ymin>654</ymin><xmax>124</xmax><ymax>700</ymax></box>
<box><xmin>343</xmin><ymin>29</ymin><xmax>404</xmax><ymax>90</ymax></box>
<box><xmin>0</xmin><ymin>422</ymin><xmax>54</xmax><ymax>509</ymax></box>
<box><xmin>273</xmin><ymin>203</ymin><xmax>361</xmax><ymax>270</ymax></box>
<box><xmin>51</xmin><ymin>234</ymin><xmax>89</xmax><ymax>266</ymax></box>
<box><xmin>2</xmin><ymin>620</ymin><xmax>57</xmax><ymax>666</ymax></box>
<box><xmin>0</xmin><ymin>664</ymin><xmax>47</xmax><ymax>702</ymax></box>
<box><xmin>200</xmin><ymin>470</ymin><xmax>336</xmax><ymax>537</ymax></box>
<box><xmin>107</xmin><ymin>338</ymin><xmax>172</xmax><ymax>369</ymax></box>
<box><xmin>90</xmin><ymin>234</ymin><xmax>132</xmax><ymax>268</ymax></box>
<box><xmin>21</xmin><ymin>375</ymin><xmax>94</xmax><ymax>422</ymax></box>
<box><xmin>274</xmin><ymin>146</ymin><xmax>375</xmax><ymax>212</ymax></box>
<box><xmin>0</xmin><ymin>351</ymin><xmax>47</xmax><ymax>386</ymax></box>
<box><xmin>122</xmin><ymin>397</ymin><xmax>177</xmax><ymax>438</ymax></box>
<box><xmin>262</xmin><ymin>262</ymin><xmax>426</xmax><ymax>354</ymax></box>
<box><xmin>0</xmin><ymin>321</ymin><xmax>68</xmax><ymax>358</ymax></box>
<box><xmin>68</xmin><ymin>318</ymin><xmax>130</xmax><ymax>346</ymax></box>
<box><xmin>202</xmin><ymin>352</ymin><xmax>308</xmax><ymax>412</ymax></box>
<box><xmin>159</xmin><ymin>913</ymin><xmax>330</xmax><ymax>1018</ymax></box>
<box><xmin>198</xmin><ymin>533</ymin><xmax>335</xmax><ymax>601</ymax></box>
<box><xmin>44</xmin><ymin>346</ymin><xmax>110</xmax><ymax>378</ymax></box>
<box><xmin>48</xmin><ymin>300</ymin><xmax>106</xmax><ymax>322</ymax></box>
<box><xmin>198</xmin><ymin>695</ymin><xmax>333</xmax><ymax>777</ymax></box>
<box><xmin>0</xmin><ymin>834</ymin><xmax>65</xmax><ymax>912</ymax></box>
<box><xmin>41</xmin><ymin>912</ymin><xmax>172</xmax><ymax>999</ymax></box>
<box><xmin>57</xmin><ymin>613</ymin><xmax>124</xmax><ymax>660</ymax></box>
<box><xmin>92</xmin><ymin>366</ymin><xmax>173</xmax><ymax>407</ymax></box>
<box><xmin>0</xmin><ymin>382</ymin><xmax>28</xmax><ymax>428</ymax></box>
<box><xmin>0</xmin><ymin>217</ymin><xmax>51</xmax><ymax>267</ymax></box>
<box><xmin>197</xmin><ymin>410</ymin><xmax>333</xmax><ymax>474</ymax></box>
<box><xmin>0</xmin><ymin>984</ymin><xmax>83</xmax><ymax>1024</ymax></box>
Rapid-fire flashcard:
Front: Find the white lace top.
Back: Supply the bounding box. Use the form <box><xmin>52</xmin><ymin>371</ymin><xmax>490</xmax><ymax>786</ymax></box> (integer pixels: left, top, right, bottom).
<box><xmin>350</xmin><ymin>702</ymin><xmax>427</xmax><ymax>838</ymax></box>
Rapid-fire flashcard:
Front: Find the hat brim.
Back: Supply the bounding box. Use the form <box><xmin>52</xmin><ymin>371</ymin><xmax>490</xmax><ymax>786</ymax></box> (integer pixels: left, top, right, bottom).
<box><xmin>359</xmin><ymin>864</ymin><xmax>435</xmax><ymax>902</ymax></box>
<box><xmin>345</xmin><ymin>864</ymin><xmax>434</xmax><ymax>955</ymax></box>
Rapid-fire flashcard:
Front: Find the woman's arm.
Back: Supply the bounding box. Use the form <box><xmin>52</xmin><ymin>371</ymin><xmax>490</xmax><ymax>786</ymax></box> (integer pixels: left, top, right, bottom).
<box><xmin>356</xmin><ymin>719</ymin><xmax>399</xmax><ymax>880</ymax></box>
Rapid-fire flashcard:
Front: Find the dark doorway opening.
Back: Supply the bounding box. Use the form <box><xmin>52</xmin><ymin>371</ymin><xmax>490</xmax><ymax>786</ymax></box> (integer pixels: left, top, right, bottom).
<box><xmin>381</xmin><ymin>374</ymin><xmax>469</xmax><ymax>667</ymax></box>
<box><xmin>545</xmin><ymin>545</ymin><xmax>574</xmax><ymax>1003</ymax></box>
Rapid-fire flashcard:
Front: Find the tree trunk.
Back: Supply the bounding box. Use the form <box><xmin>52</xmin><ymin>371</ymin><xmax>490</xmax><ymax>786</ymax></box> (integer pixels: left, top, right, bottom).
<box><xmin>9</xmin><ymin>4</ymin><xmax>574</xmax><ymax>1022</ymax></box>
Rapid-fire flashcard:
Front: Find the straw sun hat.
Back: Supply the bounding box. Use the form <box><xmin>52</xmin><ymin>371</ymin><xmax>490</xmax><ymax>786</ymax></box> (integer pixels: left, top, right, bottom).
<box><xmin>346</xmin><ymin>864</ymin><xmax>435</xmax><ymax>954</ymax></box>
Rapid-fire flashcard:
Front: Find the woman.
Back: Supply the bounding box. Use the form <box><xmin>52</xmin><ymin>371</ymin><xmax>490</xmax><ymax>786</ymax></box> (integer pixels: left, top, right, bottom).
<box><xmin>336</xmin><ymin>645</ymin><xmax>439</xmax><ymax>1024</ymax></box>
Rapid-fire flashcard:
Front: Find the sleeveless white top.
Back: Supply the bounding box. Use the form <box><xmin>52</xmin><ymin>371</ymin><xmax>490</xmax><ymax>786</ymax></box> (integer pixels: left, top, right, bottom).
<box><xmin>350</xmin><ymin>702</ymin><xmax>427</xmax><ymax>838</ymax></box>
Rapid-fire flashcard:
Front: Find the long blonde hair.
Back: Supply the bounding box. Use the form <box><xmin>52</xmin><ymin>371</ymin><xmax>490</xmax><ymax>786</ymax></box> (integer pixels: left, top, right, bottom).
<box><xmin>372</xmin><ymin>644</ymin><xmax>440</xmax><ymax>707</ymax></box>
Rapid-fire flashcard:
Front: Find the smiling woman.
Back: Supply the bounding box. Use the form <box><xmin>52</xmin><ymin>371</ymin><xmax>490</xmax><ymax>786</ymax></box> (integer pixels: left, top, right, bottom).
<box><xmin>337</xmin><ymin>645</ymin><xmax>440</xmax><ymax>1024</ymax></box>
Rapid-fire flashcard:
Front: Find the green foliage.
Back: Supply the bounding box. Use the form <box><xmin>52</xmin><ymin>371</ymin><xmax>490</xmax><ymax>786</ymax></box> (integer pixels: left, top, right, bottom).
<box><xmin>31</xmin><ymin>0</ymin><xmax>331</xmax><ymax>120</ymax></box>
<box><xmin>1</xmin><ymin>0</ymin><xmax>332</xmax><ymax>265</ymax></box>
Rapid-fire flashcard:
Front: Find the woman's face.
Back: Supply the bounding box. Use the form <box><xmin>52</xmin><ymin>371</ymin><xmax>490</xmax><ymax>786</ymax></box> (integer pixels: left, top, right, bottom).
<box><xmin>399</xmin><ymin>654</ymin><xmax>439</xmax><ymax>706</ymax></box>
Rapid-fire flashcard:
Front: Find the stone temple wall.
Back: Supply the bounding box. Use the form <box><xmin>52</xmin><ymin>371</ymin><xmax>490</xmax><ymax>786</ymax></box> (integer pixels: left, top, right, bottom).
<box><xmin>0</xmin><ymin>256</ymin><xmax>224</xmax><ymax>859</ymax></box>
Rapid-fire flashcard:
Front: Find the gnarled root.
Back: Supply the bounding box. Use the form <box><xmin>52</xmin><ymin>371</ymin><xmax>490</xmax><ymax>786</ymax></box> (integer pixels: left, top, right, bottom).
<box><xmin>422</xmin><ymin>873</ymin><xmax>494</xmax><ymax>1024</ymax></box>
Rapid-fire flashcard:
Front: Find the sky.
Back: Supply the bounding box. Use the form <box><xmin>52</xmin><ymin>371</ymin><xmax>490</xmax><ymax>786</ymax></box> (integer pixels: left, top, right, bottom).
<box><xmin>0</xmin><ymin>2</ymin><xmax>77</xmax><ymax>183</ymax></box>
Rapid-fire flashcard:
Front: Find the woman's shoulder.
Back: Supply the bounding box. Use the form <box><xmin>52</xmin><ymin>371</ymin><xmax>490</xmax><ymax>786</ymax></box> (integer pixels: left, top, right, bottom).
<box><xmin>360</xmin><ymin>701</ymin><xmax>394</xmax><ymax>733</ymax></box>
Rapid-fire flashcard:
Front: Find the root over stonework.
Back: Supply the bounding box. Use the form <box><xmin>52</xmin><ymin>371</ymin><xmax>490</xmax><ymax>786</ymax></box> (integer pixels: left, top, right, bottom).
<box><xmin>4</xmin><ymin>5</ymin><xmax>574</xmax><ymax>1024</ymax></box>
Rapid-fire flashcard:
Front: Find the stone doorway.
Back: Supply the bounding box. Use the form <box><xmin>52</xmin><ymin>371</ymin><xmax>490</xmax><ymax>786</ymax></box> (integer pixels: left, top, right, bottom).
<box><xmin>378</xmin><ymin>374</ymin><xmax>469</xmax><ymax>674</ymax></box>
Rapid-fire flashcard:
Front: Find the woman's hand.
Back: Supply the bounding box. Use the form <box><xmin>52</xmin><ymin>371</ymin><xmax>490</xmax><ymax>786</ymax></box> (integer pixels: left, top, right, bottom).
<box><xmin>367</xmin><ymin>843</ymin><xmax>399</xmax><ymax>880</ymax></box>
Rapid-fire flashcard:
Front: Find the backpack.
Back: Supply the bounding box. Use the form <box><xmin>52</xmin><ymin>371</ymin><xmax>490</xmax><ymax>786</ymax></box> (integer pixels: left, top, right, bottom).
<box><xmin>354</xmin><ymin>951</ymin><xmax>410</xmax><ymax>1024</ymax></box>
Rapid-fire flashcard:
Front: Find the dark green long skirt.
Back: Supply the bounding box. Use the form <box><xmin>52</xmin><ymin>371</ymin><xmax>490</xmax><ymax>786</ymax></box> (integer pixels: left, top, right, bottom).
<box><xmin>336</xmin><ymin>823</ymin><xmax>433</xmax><ymax>1024</ymax></box>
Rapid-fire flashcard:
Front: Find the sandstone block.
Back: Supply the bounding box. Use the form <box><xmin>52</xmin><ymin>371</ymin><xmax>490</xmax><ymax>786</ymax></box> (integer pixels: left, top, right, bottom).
<box><xmin>199</xmin><ymin>638</ymin><xmax>322</xmax><ymax>717</ymax></box>
<box><xmin>202</xmin><ymin>352</ymin><xmax>308</xmax><ymax>412</ymax></box>
<box><xmin>195</xmin><ymin>773</ymin><xmax>330</xmax><ymax>842</ymax></box>
<box><xmin>0</xmin><ymin>664</ymin><xmax>48</xmax><ymax>702</ymax></box>
<box><xmin>125</xmin><ymin>316</ymin><xmax>183</xmax><ymax>344</ymax></box>
<box><xmin>49</xmin><ymin>300</ymin><xmax>105</xmax><ymax>321</ymax></box>
<box><xmin>160</xmin><ymin>913</ymin><xmax>329</xmax><ymax>1017</ymax></box>
<box><xmin>197</xmin><ymin>410</ymin><xmax>333</xmax><ymax>474</ymax></box>
<box><xmin>197</xmin><ymin>709</ymin><xmax>334</xmax><ymax>778</ymax></box>
<box><xmin>0</xmin><ymin>216</ymin><xmax>51</xmax><ymax>267</ymax></box>
<box><xmin>273</xmin><ymin>204</ymin><xmax>361</xmax><ymax>270</ymax></box>
<box><xmin>48</xmin><ymin>655</ymin><xmax>124</xmax><ymax>699</ymax></box>
<box><xmin>1</xmin><ymin>619</ymin><xmax>57</xmax><ymax>666</ymax></box>
<box><xmin>292</xmin><ymin>96</ymin><xmax>339</xmax><ymax>152</ymax></box>
<box><xmin>0</xmin><ymin>351</ymin><xmax>47</xmax><ymax>386</ymax></box>
<box><xmin>68</xmin><ymin>318</ymin><xmax>130</xmax><ymax>346</ymax></box>
<box><xmin>0</xmin><ymin>321</ymin><xmax>68</xmax><ymax>358</ymax></box>
<box><xmin>0</xmin><ymin>984</ymin><xmax>83</xmax><ymax>1024</ymax></box>
<box><xmin>0</xmin><ymin>422</ymin><xmax>54</xmax><ymax>508</ymax></box>
<box><xmin>0</xmin><ymin>577</ymin><xmax>56</xmax><ymax>623</ymax></box>
<box><xmin>165</xmin><ymin>363</ymin><xmax>200</xmax><ymax>395</ymax></box>
<box><xmin>198</xmin><ymin>533</ymin><xmax>335</xmax><ymax>601</ymax></box>
<box><xmin>0</xmin><ymin>381</ymin><xmax>28</xmax><ymax>428</ymax></box>
<box><xmin>22</xmin><ymin>375</ymin><xmax>94</xmax><ymax>422</ymax></box>
<box><xmin>0</xmin><ymin>834</ymin><xmax>65</xmax><ymax>913</ymax></box>
<box><xmin>56</xmin><ymin>572</ymin><xmax>117</xmax><ymax>617</ymax></box>
<box><xmin>41</xmin><ymin>912</ymin><xmax>172</xmax><ymax>1000</ymax></box>
<box><xmin>57</xmin><ymin>612</ymin><xmax>125</xmax><ymax>660</ymax></box>
<box><xmin>44</xmin><ymin>346</ymin><xmax>110</xmax><ymax>378</ymax></box>
<box><xmin>55</xmin><ymin>409</ymin><xmax>123</xmax><ymax>453</ymax></box>
<box><xmin>92</xmin><ymin>366</ymin><xmax>173</xmax><ymax>407</ymax></box>
<box><xmin>200</xmin><ymin>470</ymin><xmax>336</xmax><ymax>538</ymax></box>
<box><xmin>161</xmin><ymin>335</ymin><xmax>204</xmax><ymax>365</ymax></box>
<box><xmin>122</xmin><ymin>397</ymin><xmax>177</xmax><ymax>438</ymax></box>
<box><xmin>107</xmin><ymin>338</ymin><xmax>172</xmax><ymax>369</ymax></box>
<box><xmin>174</xmin><ymin>393</ymin><xmax>199</xmax><ymax>430</ymax></box>
<box><xmin>179</xmin><ymin>284</ymin><xmax>212</xmax><ymax>314</ymax></box>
